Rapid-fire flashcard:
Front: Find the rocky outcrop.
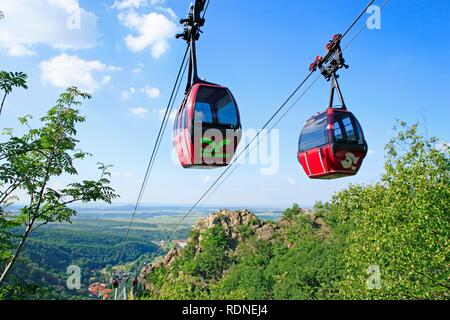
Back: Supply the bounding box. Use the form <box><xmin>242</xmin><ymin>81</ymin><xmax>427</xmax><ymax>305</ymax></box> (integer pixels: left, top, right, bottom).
<box><xmin>193</xmin><ymin>209</ymin><xmax>278</xmax><ymax>243</ymax></box>
<box><xmin>139</xmin><ymin>247</ymin><xmax>180</xmax><ymax>289</ymax></box>
<box><xmin>255</xmin><ymin>222</ymin><xmax>278</xmax><ymax>241</ymax></box>
<box><xmin>139</xmin><ymin>208</ymin><xmax>331</xmax><ymax>289</ymax></box>
<box><xmin>139</xmin><ymin>208</ymin><xmax>331</xmax><ymax>292</ymax></box>
<box><xmin>139</xmin><ymin>210</ymin><xmax>278</xmax><ymax>286</ymax></box>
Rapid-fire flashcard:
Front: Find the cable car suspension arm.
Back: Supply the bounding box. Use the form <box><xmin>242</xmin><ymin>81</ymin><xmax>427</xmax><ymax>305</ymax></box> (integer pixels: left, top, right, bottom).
<box><xmin>176</xmin><ymin>0</ymin><xmax>208</xmax><ymax>91</ymax></box>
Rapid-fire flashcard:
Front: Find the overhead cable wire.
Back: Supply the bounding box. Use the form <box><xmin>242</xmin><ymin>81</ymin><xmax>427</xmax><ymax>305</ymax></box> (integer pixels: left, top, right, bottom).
<box><xmin>117</xmin><ymin>45</ymin><xmax>190</xmax><ymax>264</ymax></box>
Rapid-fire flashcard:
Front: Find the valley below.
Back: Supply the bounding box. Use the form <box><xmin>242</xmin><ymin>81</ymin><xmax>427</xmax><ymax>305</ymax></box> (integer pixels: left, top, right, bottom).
<box><xmin>8</xmin><ymin>205</ymin><xmax>283</xmax><ymax>299</ymax></box>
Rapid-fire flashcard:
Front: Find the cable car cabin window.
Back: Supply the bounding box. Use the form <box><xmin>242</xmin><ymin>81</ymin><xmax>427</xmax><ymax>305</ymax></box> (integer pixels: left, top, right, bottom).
<box><xmin>334</xmin><ymin>123</ymin><xmax>343</xmax><ymax>141</ymax></box>
<box><xmin>216</xmin><ymin>93</ymin><xmax>238</xmax><ymax>127</ymax></box>
<box><xmin>355</xmin><ymin>118</ymin><xmax>364</xmax><ymax>143</ymax></box>
<box><xmin>333</xmin><ymin>112</ymin><xmax>363</xmax><ymax>144</ymax></box>
<box><xmin>194</xmin><ymin>86</ymin><xmax>238</xmax><ymax>127</ymax></box>
<box><xmin>299</xmin><ymin>113</ymin><xmax>328</xmax><ymax>152</ymax></box>
<box><xmin>194</xmin><ymin>102</ymin><xmax>213</xmax><ymax>124</ymax></box>
<box><xmin>176</xmin><ymin>103</ymin><xmax>184</xmax><ymax>131</ymax></box>
<box><xmin>343</xmin><ymin>117</ymin><xmax>356</xmax><ymax>140</ymax></box>
<box><xmin>182</xmin><ymin>102</ymin><xmax>189</xmax><ymax>129</ymax></box>
<box><xmin>177</xmin><ymin>108</ymin><xmax>182</xmax><ymax>131</ymax></box>
<box><xmin>176</xmin><ymin>96</ymin><xmax>188</xmax><ymax>131</ymax></box>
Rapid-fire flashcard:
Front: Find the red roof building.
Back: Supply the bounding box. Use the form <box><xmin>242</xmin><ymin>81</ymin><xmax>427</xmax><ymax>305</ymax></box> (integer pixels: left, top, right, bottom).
<box><xmin>89</xmin><ymin>282</ymin><xmax>113</xmax><ymax>300</ymax></box>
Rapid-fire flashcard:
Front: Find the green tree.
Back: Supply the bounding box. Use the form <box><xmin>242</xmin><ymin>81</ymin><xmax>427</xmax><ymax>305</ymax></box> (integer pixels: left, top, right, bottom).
<box><xmin>313</xmin><ymin>201</ymin><xmax>331</xmax><ymax>219</ymax></box>
<box><xmin>155</xmin><ymin>273</ymin><xmax>208</xmax><ymax>300</ymax></box>
<box><xmin>282</xmin><ymin>203</ymin><xmax>302</xmax><ymax>220</ymax></box>
<box><xmin>212</xmin><ymin>239</ymin><xmax>273</xmax><ymax>300</ymax></box>
<box><xmin>331</xmin><ymin>122</ymin><xmax>449</xmax><ymax>299</ymax></box>
<box><xmin>0</xmin><ymin>277</ymin><xmax>40</xmax><ymax>299</ymax></box>
<box><xmin>0</xmin><ymin>71</ymin><xmax>28</xmax><ymax>117</ymax></box>
<box><xmin>194</xmin><ymin>225</ymin><xmax>229</xmax><ymax>280</ymax></box>
<box><xmin>0</xmin><ymin>86</ymin><xmax>118</xmax><ymax>286</ymax></box>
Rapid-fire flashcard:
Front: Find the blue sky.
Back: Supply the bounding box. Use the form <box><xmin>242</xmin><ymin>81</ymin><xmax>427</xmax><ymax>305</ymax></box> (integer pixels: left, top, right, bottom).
<box><xmin>0</xmin><ymin>0</ymin><xmax>449</xmax><ymax>208</ymax></box>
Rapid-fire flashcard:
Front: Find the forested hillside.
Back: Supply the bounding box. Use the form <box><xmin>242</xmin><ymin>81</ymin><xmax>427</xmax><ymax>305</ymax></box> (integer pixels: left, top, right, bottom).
<box><xmin>1</xmin><ymin>220</ymin><xmax>159</xmax><ymax>300</ymax></box>
<box><xmin>140</xmin><ymin>123</ymin><xmax>449</xmax><ymax>300</ymax></box>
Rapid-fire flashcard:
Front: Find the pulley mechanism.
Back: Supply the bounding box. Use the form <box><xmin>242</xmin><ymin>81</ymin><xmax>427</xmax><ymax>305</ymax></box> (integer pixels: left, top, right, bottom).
<box><xmin>309</xmin><ymin>34</ymin><xmax>349</xmax><ymax>110</ymax></box>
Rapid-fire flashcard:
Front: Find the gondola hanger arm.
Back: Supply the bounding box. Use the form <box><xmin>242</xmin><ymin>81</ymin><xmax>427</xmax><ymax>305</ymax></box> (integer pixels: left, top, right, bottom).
<box><xmin>176</xmin><ymin>0</ymin><xmax>209</xmax><ymax>91</ymax></box>
<box><xmin>309</xmin><ymin>33</ymin><xmax>349</xmax><ymax>110</ymax></box>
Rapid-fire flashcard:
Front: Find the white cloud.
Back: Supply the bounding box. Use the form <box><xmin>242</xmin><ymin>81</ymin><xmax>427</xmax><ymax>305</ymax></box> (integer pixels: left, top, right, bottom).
<box><xmin>39</xmin><ymin>54</ymin><xmax>120</xmax><ymax>93</ymax></box>
<box><xmin>132</xmin><ymin>62</ymin><xmax>144</xmax><ymax>74</ymax></box>
<box><xmin>156</xmin><ymin>7</ymin><xmax>177</xmax><ymax>20</ymax></box>
<box><xmin>112</xmin><ymin>0</ymin><xmax>147</xmax><ymax>10</ymax></box>
<box><xmin>128</xmin><ymin>107</ymin><xmax>149</xmax><ymax>118</ymax></box>
<box><xmin>120</xmin><ymin>84</ymin><xmax>159</xmax><ymax>99</ymax></box>
<box><xmin>0</xmin><ymin>0</ymin><xmax>97</xmax><ymax>56</ymax></box>
<box><xmin>368</xmin><ymin>149</ymin><xmax>376</xmax><ymax>155</ymax></box>
<box><xmin>150</xmin><ymin>0</ymin><xmax>166</xmax><ymax>5</ymax></box>
<box><xmin>118</xmin><ymin>11</ymin><xmax>178</xmax><ymax>58</ymax></box>
<box><xmin>141</xmin><ymin>85</ymin><xmax>160</xmax><ymax>99</ymax></box>
<box><xmin>121</xmin><ymin>87</ymin><xmax>137</xmax><ymax>100</ymax></box>
<box><xmin>287</xmin><ymin>177</ymin><xmax>296</xmax><ymax>185</ymax></box>
<box><xmin>48</xmin><ymin>0</ymin><xmax>79</xmax><ymax>12</ymax></box>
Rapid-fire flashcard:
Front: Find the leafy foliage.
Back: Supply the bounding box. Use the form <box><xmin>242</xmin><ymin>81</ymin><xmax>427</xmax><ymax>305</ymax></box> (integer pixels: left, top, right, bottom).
<box><xmin>0</xmin><ymin>71</ymin><xmax>28</xmax><ymax>117</ymax></box>
<box><xmin>0</xmin><ymin>277</ymin><xmax>39</xmax><ymax>300</ymax></box>
<box><xmin>281</xmin><ymin>203</ymin><xmax>302</xmax><ymax>220</ymax></box>
<box><xmin>0</xmin><ymin>71</ymin><xmax>28</xmax><ymax>94</ymax></box>
<box><xmin>331</xmin><ymin>122</ymin><xmax>449</xmax><ymax>299</ymax></box>
<box><xmin>194</xmin><ymin>225</ymin><xmax>230</xmax><ymax>280</ymax></box>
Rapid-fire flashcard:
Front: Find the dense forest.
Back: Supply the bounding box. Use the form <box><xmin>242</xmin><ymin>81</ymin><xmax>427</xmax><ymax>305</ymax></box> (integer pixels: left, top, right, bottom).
<box><xmin>0</xmin><ymin>220</ymin><xmax>162</xmax><ymax>299</ymax></box>
<box><xmin>140</xmin><ymin>123</ymin><xmax>449</xmax><ymax>300</ymax></box>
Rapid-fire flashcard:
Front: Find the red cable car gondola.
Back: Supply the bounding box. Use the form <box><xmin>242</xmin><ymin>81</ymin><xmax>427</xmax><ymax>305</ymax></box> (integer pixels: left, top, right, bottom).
<box><xmin>298</xmin><ymin>107</ymin><xmax>367</xmax><ymax>179</ymax></box>
<box><xmin>298</xmin><ymin>34</ymin><xmax>367</xmax><ymax>179</ymax></box>
<box><xmin>173</xmin><ymin>0</ymin><xmax>241</xmax><ymax>169</ymax></box>
<box><xmin>174</xmin><ymin>82</ymin><xmax>241</xmax><ymax>168</ymax></box>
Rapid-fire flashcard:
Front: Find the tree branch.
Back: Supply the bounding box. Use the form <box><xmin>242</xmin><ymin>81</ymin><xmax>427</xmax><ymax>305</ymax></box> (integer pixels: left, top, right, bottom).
<box><xmin>34</xmin><ymin>197</ymin><xmax>80</xmax><ymax>223</ymax></box>
<box><xmin>0</xmin><ymin>180</ymin><xmax>21</xmax><ymax>204</ymax></box>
